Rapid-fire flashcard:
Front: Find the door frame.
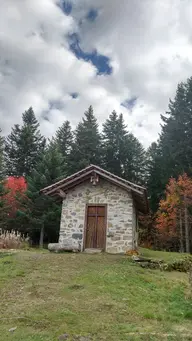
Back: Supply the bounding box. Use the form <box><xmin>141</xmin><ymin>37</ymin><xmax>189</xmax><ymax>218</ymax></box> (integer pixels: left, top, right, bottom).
<box><xmin>83</xmin><ymin>204</ymin><xmax>107</xmax><ymax>251</ymax></box>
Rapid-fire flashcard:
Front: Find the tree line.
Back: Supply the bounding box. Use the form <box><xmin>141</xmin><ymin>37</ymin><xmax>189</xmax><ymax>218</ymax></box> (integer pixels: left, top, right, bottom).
<box><xmin>0</xmin><ymin>106</ymin><xmax>145</xmax><ymax>245</ymax></box>
<box><xmin>142</xmin><ymin>77</ymin><xmax>192</xmax><ymax>252</ymax></box>
<box><xmin>1</xmin><ymin>76</ymin><xmax>192</xmax><ymax>251</ymax></box>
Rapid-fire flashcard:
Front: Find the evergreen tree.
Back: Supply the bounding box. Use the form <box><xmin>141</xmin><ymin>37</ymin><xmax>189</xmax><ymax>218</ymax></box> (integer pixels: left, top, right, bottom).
<box><xmin>23</xmin><ymin>142</ymin><xmax>64</xmax><ymax>245</ymax></box>
<box><xmin>5</xmin><ymin>107</ymin><xmax>46</xmax><ymax>176</ymax></box>
<box><xmin>102</xmin><ymin>111</ymin><xmax>127</xmax><ymax>176</ymax></box>
<box><xmin>0</xmin><ymin>182</ymin><xmax>10</xmax><ymax>230</ymax></box>
<box><xmin>148</xmin><ymin>77</ymin><xmax>192</xmax><ymax>211</ymax></box>
<box><xmin>68</xmin><ymin>106</ymin><xmax>101</xmax><ymax>172</ymax></box>
<box><xmin>0</xmin><ymin>128</ymin><xmax>9</xmax><ymax>230</ymax></box>
<box><xmin>55</xmin><ymin>120</ymin><xmax>73</xmax><ymax>175</ymax></box>
<box><xmin>145</xmin><ymin>142</ymin><xmax>165</xmax><ymax>212</ymax></box>
<box><xmin>160</xmin><ymin>78</ymin><xmax>192</xmax><ymax>181</ymax></box>
<box><xmin>55</xmin><ymin>120</ymin><xmax>73</xmax><ymax>157</ymax></box>
<box><xmin>123</xmin><ymin>133</ymin><xmax>145</xmax><ymax>184</ymax></box>
<box><xmin>102</xmin><ymin>111</ymin><xmax>145</xmax><ymax>183</ymax></box>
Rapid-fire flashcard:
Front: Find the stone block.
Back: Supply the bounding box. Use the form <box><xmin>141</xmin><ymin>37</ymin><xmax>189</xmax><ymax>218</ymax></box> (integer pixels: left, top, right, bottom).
<box><xmin>72</xmin><ymin>233</ymin><xmax>82</xmax><ymax>240</ymax></box>
<box><xmin>110</xmin><ymin>196</ymin><xmax>117</xmax><ymax>200</ymax></box>
<box><xmin>106</xmin><ymin>242</ymin><xmax>113</xmax><ymax>246</ymax></box>
<box><xmin>111</xmin><ymin>236</ymin><xmax>121</xmax><ymax>241</ymax></box>
<box><xmin>48</xmin><ymin>241</ymin><xmax>80</xmax><ymax>252</ymax></box>
<box><xmin>107</xmin><ymin>232</ymin><xmax>114</xmax><ymax>237</ymax></box>
<box><xmin>115</xmin><ymin>241</ymin><xmax>124</xmax><ymax>245</ymax></box>
<box><xmin>123</xmin><ymin>235</ymin><xmax>132</xmax><ymax>240</ymax></box>
<box><xmin>124</xmin><ymin>223</ymin><xmax>132</xmax><ymax>228</ymax></box>
<box><xmin>106</xmin><ymin>247</ymin><xmax>118</xmax><ymax>254</ymax></box>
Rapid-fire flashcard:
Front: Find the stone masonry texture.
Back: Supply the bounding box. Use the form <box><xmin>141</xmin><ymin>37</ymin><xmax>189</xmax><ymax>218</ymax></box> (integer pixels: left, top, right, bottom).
<box><xmin>59</xmin><ymin>178</ymin><xmax>136</xmax><ymax>253</ymax></box>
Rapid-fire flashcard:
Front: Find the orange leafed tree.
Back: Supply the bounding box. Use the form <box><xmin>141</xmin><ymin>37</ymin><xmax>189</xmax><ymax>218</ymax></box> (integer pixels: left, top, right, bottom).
<box><xmin>156</xmin><ymin>174</ymin><xmax>192</xmax><ymax>252</ymax></box>
<box><xmin>4</xmin><ymin>176</ymin><xmax>27</xmax><ymax>218</ymax></box>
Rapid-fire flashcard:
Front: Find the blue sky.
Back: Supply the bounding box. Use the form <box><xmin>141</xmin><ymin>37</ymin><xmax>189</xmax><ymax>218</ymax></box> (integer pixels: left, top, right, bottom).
<box><xmin>60</xmin><ymin>2</ymin><xmax>112</xmax><ymax>75</ymax></box>
<box><xmin>60</xmin><ymin>1</ymin><xmax>73</xmax><ymax>15</ymax></box>
<box><xmin>0</xmin><ymin>0</ymin><xmax>192</xmax><ymax>147</ymax></box>
<box><xmin>68</xmin><ymin>33</ymin><xmax>112</xmax><ymax>75</ymax></box>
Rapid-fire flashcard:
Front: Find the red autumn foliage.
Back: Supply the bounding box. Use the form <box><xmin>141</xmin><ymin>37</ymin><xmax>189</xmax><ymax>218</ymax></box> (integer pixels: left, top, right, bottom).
<box><xmin>156</xmin><ymin>173</ymin><xmax>192</xmax><ymax>251</ymax></box>
<box><xmin>156</xmin><ymin>178</ymin><xmax>178</xmax><ymax>238</ymax></box>
<box><xmin>4</xmin><ymin>176</ymin><xmax>27</xmax><ymax>217</ymax></box>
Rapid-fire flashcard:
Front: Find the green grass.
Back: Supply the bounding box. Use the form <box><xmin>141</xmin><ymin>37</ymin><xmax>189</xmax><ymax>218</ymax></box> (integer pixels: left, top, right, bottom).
<box><xmin>0</xmin><ymin>250</ymin><xmax>192</xmax><ymax>341</ymax></box>
<box><xmin>140</xmin><ymin>248</ymin><xmax>190</xmax><ymax>262</ymax></box>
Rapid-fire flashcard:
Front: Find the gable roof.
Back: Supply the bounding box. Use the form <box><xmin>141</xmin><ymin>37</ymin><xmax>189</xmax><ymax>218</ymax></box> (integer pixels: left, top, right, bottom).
<box><xmin>40</xmin><ymin>164</ymin><xmax>148</xmax><ymax>213</ymax></box>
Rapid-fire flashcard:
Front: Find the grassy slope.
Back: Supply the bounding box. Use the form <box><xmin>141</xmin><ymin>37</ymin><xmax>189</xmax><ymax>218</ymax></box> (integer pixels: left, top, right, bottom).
<box><xmin>140</xmin><ymin>248</ymin><xmax>190</xmax><ymax>262</ymax></box>
<box><xmin>0</xmin><ymin>250</ymin><xmax>192</xmax><ymax>341</ymax></box>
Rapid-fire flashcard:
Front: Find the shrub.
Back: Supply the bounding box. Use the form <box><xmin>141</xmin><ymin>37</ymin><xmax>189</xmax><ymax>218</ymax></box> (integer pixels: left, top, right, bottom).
<box><xmin>0</xmin><ymin>229</ymin><xmax>29</xmax><ymax>249</ymax></box>
<box><xmin>133</xmin><ymin>255</ymin><xmax>192</xmax><ymax>273</ymax></box>
<box><xmin>125</xmin><ymin>249</ymin><xmax>139</xmax><ymax>256</ymax></box>
<box><xmin>163</xmin><ymin>257</ymin><xmax>192</xmax><ymax>272</ymax></box>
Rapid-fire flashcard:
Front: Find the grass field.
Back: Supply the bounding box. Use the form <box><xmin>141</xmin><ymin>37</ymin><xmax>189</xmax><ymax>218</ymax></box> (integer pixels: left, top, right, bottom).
<box><xmin>0</xmin><ymin>249</ymin><xmax>192</xmax><ymax>341</ymax></box>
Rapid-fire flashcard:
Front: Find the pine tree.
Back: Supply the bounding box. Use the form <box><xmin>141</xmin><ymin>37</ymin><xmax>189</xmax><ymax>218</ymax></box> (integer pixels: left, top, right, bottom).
<box><xmin>55</xmin><ymin>120</ymin><xmax>73</xmax><ymax>157</ymax></box>
<box><xmin>24</xmin><ymin>142</ymin><xmax>64</xmax><ymax>246</ymax></box>
<box><xmin>0</xmin><ymin>182</ymin><xmax>10</xmax><ymax>230</ymax></box>
<box><xmin>102</xmin><ymin>111</ymin><xmax>145</xmax><ymax>182</ymax></box>
<box><xmin>68</xmin><ymin>106</ymin><xmax>101</xmax><ymax>172</ymax></box>
<box><xmin>5</xmin><ymin>107</ymin><xmax>46</xmax><ymax>176</ymax></box>
<box><xmin>0</xmin><ymin>128</ymin><xmax>9</xmax><ymax>230</ymax></box>
<box><xmin>145</xmin><ymin>142</ymin><xmax>165</xmax><ymax>212</ymax></box>
<box><xmin>147</xmin><ymin>77</ymin><xmax>192</xmax><ymax>211</ymax></box>
<box><xmin>123</xmin><ymin>133</ymin><xmax>145</xmax><ymax>184</ymax></box>
<box><xmin>160</xmin><ymin>78</ymin><xmax>192</xmax><ymax>181</ymax></box>
<box><xmin>102</xmin><ymin>111</ymin><xmax>127</xmax><ymax>176</ymax></box>
<box><xmin>55</xmin><ymin>120</ymin><xmax>73</xmax><ymax>175</ymax></box>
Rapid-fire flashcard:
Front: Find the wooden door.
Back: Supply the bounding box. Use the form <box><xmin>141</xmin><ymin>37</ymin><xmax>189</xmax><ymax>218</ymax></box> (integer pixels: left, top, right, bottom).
<box><xmin>85</xmin><ymin>205</ymin><xmax>106</xmax><ymax>249</ymax></box>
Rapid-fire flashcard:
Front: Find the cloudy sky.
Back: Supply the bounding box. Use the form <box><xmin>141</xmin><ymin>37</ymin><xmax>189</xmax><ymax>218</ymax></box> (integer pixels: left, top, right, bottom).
<box><xmin>0</xmin><ymin>0</ymin><xmax>192</xmax><ymax>147</ymax></box>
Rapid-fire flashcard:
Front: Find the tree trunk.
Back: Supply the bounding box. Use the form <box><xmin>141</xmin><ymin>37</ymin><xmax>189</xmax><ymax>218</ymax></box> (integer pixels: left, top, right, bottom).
<box><xmin>179</xmin><ymin>209</ymin><xmax>184</xmax><ymax>253</ymax></box>
<box><xmin>39</xmin><ymin>224</ymin><xmax>44</xmax><ymax>248</ymax></box>
<box><xmin>184</xmin><ymin>195</ymin><xmax>190</xmax><ymax>253</ymax></box>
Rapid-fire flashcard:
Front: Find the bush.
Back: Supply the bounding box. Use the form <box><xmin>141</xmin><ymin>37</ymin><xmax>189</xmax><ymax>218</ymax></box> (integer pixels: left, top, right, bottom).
<box><xmin>0</xmin><ymin>229</ymin><xmax>29</xmax><ymax>249</ymax></box>
<box><xmin>162</xmin><ymin>256</ymin><xmax>192</xmax><ymax>272</ymax></box>
<box><xmin>134</xmin><ymin>255</ymin><xmax>192</xmax><ymax>273</ymax></box>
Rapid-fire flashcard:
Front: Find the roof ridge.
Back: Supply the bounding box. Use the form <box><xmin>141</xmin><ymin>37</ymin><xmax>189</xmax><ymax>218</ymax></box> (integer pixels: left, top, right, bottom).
<box><xmin>40</xmin><ymin>164</ymin><xmax>146</xmax><ymax>194</ymax></box>
<box><xmin>90</xmin><ymin>165</ymin><xmax>145</xmax><ymax>190</ymax></box>
<box><xmin>41</xmin><ymin>164</ymin><xmax>94</xmax><ymax>192</ymax></box>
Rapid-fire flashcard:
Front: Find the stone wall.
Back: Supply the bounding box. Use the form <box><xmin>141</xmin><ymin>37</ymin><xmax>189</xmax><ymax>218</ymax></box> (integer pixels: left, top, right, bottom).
<box><xmin>59</xmin><ymin>178</ymin><xmax>135</xmax><ymax>253</ymax></box>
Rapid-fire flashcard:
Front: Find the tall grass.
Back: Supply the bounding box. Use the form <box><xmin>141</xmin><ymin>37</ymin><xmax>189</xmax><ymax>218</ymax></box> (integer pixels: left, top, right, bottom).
<box><xmin>0</xmin><ymin>229</ymin><xmax>29</xmax><ymax>249</ymax></box>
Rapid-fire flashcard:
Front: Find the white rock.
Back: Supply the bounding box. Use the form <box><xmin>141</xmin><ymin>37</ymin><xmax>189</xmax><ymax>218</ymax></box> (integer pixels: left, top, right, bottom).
<box><xmin>9</xmin><ymin>327</ymin><xmax>17</xmax><ymax>332</ymax></box>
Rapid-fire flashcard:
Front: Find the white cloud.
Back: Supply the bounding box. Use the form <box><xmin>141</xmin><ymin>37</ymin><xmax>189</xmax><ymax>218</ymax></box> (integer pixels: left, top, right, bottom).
<box><xmin>1</xmin><ymin>0</ymin><xmax>192</xmax><ymax>147</ymax></box>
